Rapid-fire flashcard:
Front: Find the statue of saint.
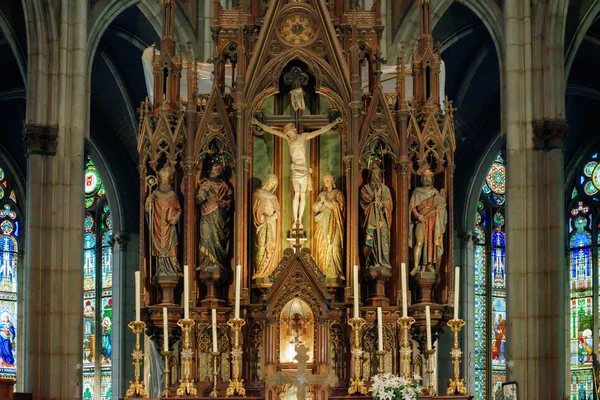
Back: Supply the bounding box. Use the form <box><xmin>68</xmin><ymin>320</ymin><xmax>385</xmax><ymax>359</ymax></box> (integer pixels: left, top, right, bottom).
<box><xmin>252</xmin><ymin>174</ymin><xmax>281</xmax><ymax>280</ymax></box>
<box><xmin>312</xmin><ymin>174</ymin><xmax>345</xmax><ymax>279</ymax></box>
<box><xmin>145</xmin><ymin>165</ymin><xmax>182</xmax><ymax>277</ymax></box>
<box><xmin>197</xmin><ymin>163</ymin><xmax>233</xmax><ymax>272</ymax></box>
<box><xmin>252</xmin><ymin>117</ymin><xmax>343</xmax><ymax>230</ymax></box>
<box><xmin>409</xmin><ymin>169</ymin><xmax>447</xmax><ymax>275</ymax></box>
<box><xmin>360</xmin><ymin>165</ymin><xmax>393</xmax><ymax>269</ymax></box>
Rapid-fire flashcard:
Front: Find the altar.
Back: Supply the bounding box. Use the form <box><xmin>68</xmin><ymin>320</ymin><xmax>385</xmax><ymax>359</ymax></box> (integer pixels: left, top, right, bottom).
<box><xmin>129</xmin><ymin>0</ymin><xmax>465</xmax><ymax>399</ymax></box>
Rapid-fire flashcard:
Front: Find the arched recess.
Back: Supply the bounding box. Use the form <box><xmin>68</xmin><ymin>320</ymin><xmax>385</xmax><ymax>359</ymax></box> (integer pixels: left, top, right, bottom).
<box><xmin>565</xmin><ymin>0</ymin><xmax>600</xmax><ymax>79</ymax></box>
<box><xmin>457</xmin><ymin>132</ymin><xmax>504</xmax><ymax>398</ymax></box>
<box><xmin>0</xmin><ymin>9</ymin><xmax>26</xmax><ymax>83</ymax></box>
<box><xmin>86</xmin><ymin>139</ymin><xmax>136</xmax><ymax>398</ymax></box>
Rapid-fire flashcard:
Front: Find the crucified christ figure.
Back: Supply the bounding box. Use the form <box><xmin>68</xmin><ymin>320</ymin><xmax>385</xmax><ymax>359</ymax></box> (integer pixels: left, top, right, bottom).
<box><xmin>252</xmin><ymin>117</ymin><xmax>343</xmax><ymax>230</ymax></box>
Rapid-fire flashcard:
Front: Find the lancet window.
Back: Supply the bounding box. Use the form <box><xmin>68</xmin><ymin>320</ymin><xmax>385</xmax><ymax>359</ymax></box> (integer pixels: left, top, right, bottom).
<box><xmin>82</xmin><ymin>157</ymin><xmax>113</xmax><ymax>399</ymax></box>
<box><xmin>473</xmin><ymin>152</ymin><xmax>507</xmax><ymax>399</ymax></box>
<box><xmin>567</xmin><ymin>152</ymin><xmax>600</xmax><ymax>399</ymax></box>
<box><xmin>0</xmin><ymin>164</ymin><xmax>19</xmax><ymax>378</ymax></box>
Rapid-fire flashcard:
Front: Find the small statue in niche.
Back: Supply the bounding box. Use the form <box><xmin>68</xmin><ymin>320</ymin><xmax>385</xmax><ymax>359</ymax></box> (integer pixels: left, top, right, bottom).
<box><xmin>252</xmin><ymin>174</ymin><xmax>281</xmax><ymax>280</ymax></box>
<box><xmin>409</xmin><ymin>168</ymin><xmax>447</xmax><ymax>275</ymax></box>
<box><xmin>197</xmin><ymin>163</ymin><xmax>233</xmax><ymax>272</ymax></box>
<box><xmin>312</xmin><ymin>174</ymin><xmax>345</xmax><ymax>280</ymax></box>
<box><xmin>251</xmin><ymin>117</ymin><xmax>343</xmax><ymax>231</ymax></box>
<box><xmin>360</xmin><ymin>164</ymin><xmax>393</xmax><ymax>269</ymax></box>
<box><xmin>145</xmin><ymin>165</ymin><xmax>182</xmax><ymax>277</ymax></box>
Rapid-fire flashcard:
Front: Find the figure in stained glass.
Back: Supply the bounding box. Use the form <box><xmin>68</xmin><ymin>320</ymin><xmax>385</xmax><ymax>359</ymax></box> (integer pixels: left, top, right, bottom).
<box><xmin>145</xmin><ymin>165</ymin><xmax>182</xmax><ymax>277</ymax></box>
<box><xmin>0</xmin><ymin>313</ymin><xmax>15</xmax><ymax>367</ymax></box>
<box><xmin>101</xmin><ymin>299</ymin><xmax>112</xmax><ymax>363</ymax></box>
<box><xmin>492</xmin><ymin>313</ymin><xmax>506</xmax><ymax>363</ymax></box>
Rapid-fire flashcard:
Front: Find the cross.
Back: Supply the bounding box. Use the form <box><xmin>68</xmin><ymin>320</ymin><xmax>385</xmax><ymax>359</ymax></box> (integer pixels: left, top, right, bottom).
<box><xmin>266</xmin><ymin>345</ymin><xmax>337</xmax><ymax>400</ymax></box>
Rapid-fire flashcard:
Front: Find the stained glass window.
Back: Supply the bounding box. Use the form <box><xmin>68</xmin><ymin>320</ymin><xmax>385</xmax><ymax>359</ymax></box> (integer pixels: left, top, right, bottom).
<box><xmin>0</xmin><ymin>164</ymin><xmax>19</xmax><ymax>379</ymax></box>
<box><xmin>474</xmin><ymin>152</ymin><xmax>506</xmax><ymax>399</ymax></box>
<box><xmin>82</xmin><ymin>157</ymin><xmax>113</xmax><ymax>400</ymax></box>
<box><xmin>568</xmin><ymin>152</ymin><xmax>600</xmax><ymax>399</ymax></box>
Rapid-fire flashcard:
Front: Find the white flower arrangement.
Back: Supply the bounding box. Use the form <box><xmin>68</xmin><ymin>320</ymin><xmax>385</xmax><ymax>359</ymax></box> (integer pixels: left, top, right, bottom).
<box><xmin>370</xmin><ymin>373</ymin><xmax>423</xmax><ymax>400</ymax></box>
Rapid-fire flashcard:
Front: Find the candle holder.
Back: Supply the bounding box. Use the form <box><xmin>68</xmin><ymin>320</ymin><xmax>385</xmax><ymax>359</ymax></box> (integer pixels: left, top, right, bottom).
<box><xmin>226</xmin><ymin>318</ymin><xmax>246</xmax><ymax>397</ymax></box>
<box><xmin>161</xmin><ymin>350</ymin><xmax>171</xmax><ymax>398</ymax></box>
<box><xmin>446</xmin><ymin>319</ymin><xmax>468</xmax><ymax>396</ymax></box>
<box><xmin>347</xmin><ymin>317</ymin><xmax>368</xmax><ymax>395</ymax></box>
<box><xmin>125</xmin><ymin>321</ymin><xmax>148</xmax><ymax>398</ymax></box>
<box><xmin>396</xmin><ymin>316</ymin><xmax>415</xmax><ymax>380</ymax></box>
<box><xmin>209</xmin><ymin>351</ymin><xmax>220</xmax><ymax>397</ymax></box>
<box><xmin>176</xmin><ymin>318</ymin><xmax>197</xmax><ymax>397</ymax></box>
<box><xmin>375</xmin><ymin>350</ymin><xmax>386</xmax><ymax>374</ymax></box>
<box><xmin>423</xmin><ymin>349</ymin><xmax>436</xmax><ymax>396</ymax></box>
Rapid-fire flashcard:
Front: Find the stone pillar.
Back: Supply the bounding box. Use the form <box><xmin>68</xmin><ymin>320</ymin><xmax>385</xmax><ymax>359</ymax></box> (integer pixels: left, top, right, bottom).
<box><xmin>504</xmin><ymin>0</ymin><xmax>567</xmax><ymax>397</ymax></box>
<box><xmin>22</xmin><ymin>1</ymin><xmax>88</xmax><ymax>399</ymax></box>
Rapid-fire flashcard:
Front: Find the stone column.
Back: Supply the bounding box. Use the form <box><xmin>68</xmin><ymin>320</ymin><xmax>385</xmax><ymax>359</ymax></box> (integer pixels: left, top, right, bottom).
<box><xmin>504</xmin><ymin>0</ymin><xmax>567</xmax><ymax>397</ymax></box>
<box><xmin>22</xmin><ymin>1</ymin><xmax>89</xmax><ymax>399</ymax></box>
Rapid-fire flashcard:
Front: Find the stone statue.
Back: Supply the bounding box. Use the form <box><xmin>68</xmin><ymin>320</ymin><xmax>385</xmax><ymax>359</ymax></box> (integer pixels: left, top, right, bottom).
<box><xmin>360</xmin><ymin>165</ymin><xmax>393</xmax><ymax>269</ymax></box>
<box><xmin>312</xmin><ymin>174</ymin><xmax>345</xmax><ymax>279</ymax></box>
<box><xmin>145</xmin><ymin>165</ymin><xmax>182</xmax><ymax>277</ymax></box>
<box><xmin>409</xmin><ymin>168</ymin><xmax>447</xmax><ymax>275</ymax></box>
<box><xmin>197</xmin><ymin>163</ymin><xmax>233</xmax><ymax>272</ymax></box>
<box><xmin>252</xmin><ymin>174</ymin><xmax>281</xmax><ymax>280</ymax></box>
<box><xmin>252</xmin><ymin>117</ymin><xmax>343</xmax><ymax>230</ymax></box>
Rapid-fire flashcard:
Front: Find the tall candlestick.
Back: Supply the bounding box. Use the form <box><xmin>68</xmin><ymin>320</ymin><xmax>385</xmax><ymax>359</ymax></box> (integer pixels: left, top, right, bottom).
<box><xmin>135</xmin><ymin>271</ymin><xmax>141</xmax><ymax>322</ymax></box>
<box><xmin>234</xmin><ymin>265</ymin><xmax>241</xmax><ymax>319</ymax></box>
<box><xmin>183</xmin><ymin>265</ymin><xmax>190</xmax><ymax>319</ymax></box>
<box><xmin>353</xmin><ymin>265</ymin><xmax>359</xmax><ymax>319</ymax></box>
<box><xmin>401</xmin><ymin>263</ymin><xmax>408</xmax><ymax>317</ymax></box>
<box><xmin>454</xmin><ymin>267</ymin><xmax>460</xmax><ymax>320</ymax></box>
<box><xmin>425</xmin><ymin>306</ymin><xmax>432</xmax><ymax>351</ymax></box>
<box><xmin>163</xmin><ymin>307</ymin><xmax>169</xmax><ymax>353</ymax></box>
<box><xmin>377</xmin><ymin>307</ymin><xmax>383</xmax><ymax>352</ymax></box>
<box><xmin>212</xmin><ymin>309</ymin><xmax>218</xmax><ymax>353</ymax></box>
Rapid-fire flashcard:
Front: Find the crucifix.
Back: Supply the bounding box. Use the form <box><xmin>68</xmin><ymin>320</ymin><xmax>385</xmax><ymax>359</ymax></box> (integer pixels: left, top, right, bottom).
<box><xmin>252</xmin><ymin>66</ymin><xmax>343</xmax><ymax>232</ymax></box>
<box><xmin>266</xmin><ymin>345</ymin><xmax>337</xmax><ymax>400</ymax></box>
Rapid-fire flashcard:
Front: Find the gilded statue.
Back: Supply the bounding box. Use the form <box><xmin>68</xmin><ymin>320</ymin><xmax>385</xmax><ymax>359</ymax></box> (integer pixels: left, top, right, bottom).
<box><xmin>197</xmin><ymin>163</ymin><xmax>233</xmax><ymax>272</ymax></box>
<box><xmin>409</xmin><ymin>168</ymin><xmax>447</xmax><ymax>275</ymax></box>
<box><xmin>312</xmin><ymin>174</ymin><xmax>345</xmax><ymax>279</ymax></box>
<box><xmin>360</xmin><ymin>164</ymin><xmax>393</xmax><ymax>269</ymax></box>
<box><xmin>252</xmin><ymin>117</ymin><xmax>343</xmax><ymax>230</ymax></box>
<box><xmin>145</xmin><ymin>165</ymin><xmax>182</xmax><ymax>277</ymax></box>
<box><xmin>252</xmin><ymin>174</ymin><xmax>281</xmax><ymax>280</ymax></box>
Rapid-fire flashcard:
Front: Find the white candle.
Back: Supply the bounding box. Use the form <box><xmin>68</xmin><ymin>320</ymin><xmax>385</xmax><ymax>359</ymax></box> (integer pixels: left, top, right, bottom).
<box><xmin>353</xmin><ymin>265</ymin><xmax>359</xmax><ymax>319</ymax></box>
<box><xmin>135</xmin><ymin>271</ymin><xmax>141</xmax><ymax>322</ymax></box>
<box><xmin>212</xmin><ymin>309</ymin><xmax>218</xmax><ymax>353</ymax></box>
<box><xmin>401</xmin><ymin>263</ymin><xmax>408</xmax><ymax>317</ymax></box>
<box><xmin>425</xmin><ymin>306</ymin><xmax>432</xmax><ymax>351</ymax></box>
<box><xmin>234</xmin><ymin>265</ymin><xmax>241</xmax><ymax>319</ymax></box>
<box><xmin>163</xmin><ymin>307</ymin><xmax>169</xmax><ymax>353</ymax></box>
<box><xmin>454</xmin><ymin>267</ymin><xmax>460</xmax><ymax>320</ymax></box>
<box><xmin>183</xmin><ymin>265</ymin><xmax>190</xmax><ymax>319</ymax></box>
<box><xmin>377</xmin><ymin>307</ymin><xmax>384</xmax><ymax>352</ymax></box>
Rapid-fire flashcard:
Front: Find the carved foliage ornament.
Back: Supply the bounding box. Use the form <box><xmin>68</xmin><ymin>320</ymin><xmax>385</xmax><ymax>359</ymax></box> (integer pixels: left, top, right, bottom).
<box><xmin>138</xmin><ymin>109</ymin><xmax>186</xmax><ymax>170</ymax></box>
<box><xmin>279</xmin><ymin>12</ymin><xmax>317</xmax><ymax>45</ymax></box>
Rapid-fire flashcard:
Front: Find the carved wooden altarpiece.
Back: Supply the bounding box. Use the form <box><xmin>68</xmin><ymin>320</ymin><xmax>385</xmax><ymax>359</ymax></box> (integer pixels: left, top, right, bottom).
<box><xmin>136</xmin><ymin>0</ymin><xmax>457</xmax><ymax>398</ymax></box>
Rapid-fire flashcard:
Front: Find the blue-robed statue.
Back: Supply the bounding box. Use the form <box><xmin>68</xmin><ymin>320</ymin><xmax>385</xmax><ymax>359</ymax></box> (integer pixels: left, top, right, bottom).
<box><xmin>0</xmin><ymin>313</ymin><xmax>15</xmax><ymax>366</ymax></box>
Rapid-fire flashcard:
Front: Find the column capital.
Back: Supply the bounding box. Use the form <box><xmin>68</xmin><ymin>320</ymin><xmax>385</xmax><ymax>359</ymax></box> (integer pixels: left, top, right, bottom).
<box><xmin>456</xmin><ymin>229</ymin><xmax>474</xmax><ymax>245</ymax></box>
<box><xmin>115</xmin><ymin>231</ymin><xmax>131</xmax><ymax>251</ymax></box>
<box><xmin>24</xmin><ymin>124</ymin><xmax>58</xmax><ymax>156</ymax></box>
<box><xmin>532</xmin><ymin>119</ymin><xmax>568</xmax><ymax>151</ymax></box>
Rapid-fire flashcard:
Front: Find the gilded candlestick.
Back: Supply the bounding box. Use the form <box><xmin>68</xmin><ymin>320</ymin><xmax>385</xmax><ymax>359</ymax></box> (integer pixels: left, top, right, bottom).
<box><xmin>161</xmin><ymin>350</ymin><xmax>171</xmax><ymax>398</ymax></box>
<box><xmin>375</xmin><ymin>350</ymin><xmax>386</xmax><ymax>374</ymax></box>
<box><xmin>209</xmin><ymin>351</ymin><xmax>220</xmax><ymax>397</ymax></box>
<box><xmin>446</xmin><ymin>318</ymin><xmax>468</xmax><ymax>395</ymax></box>
<box><xmin>125</xmin><ymin>321</ymin><xmax>148</xmax><ymax>398</ymax></box>
<box><xmin>347</xmin><ymin>317</ymin><xmax>368</xmax><ymax>395</ymax></box>
<box><xmin>176</xmin><ymin>318</ymin><xmax>197</xmax><ymax>396</ymax></box>
<box><xmin>396</xmin><ymin>316</ymin><xmax>415</xmax><ymax>380</ymax></box>
<box><xmin>423</xmin><ymin>348</ymin><xmax>436</xmax><ymax>396</ymax></box>
<box><xmin>226</xmin><ymin>318</ymin><xmax>246</xmax><ymax>397</ymax></box>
